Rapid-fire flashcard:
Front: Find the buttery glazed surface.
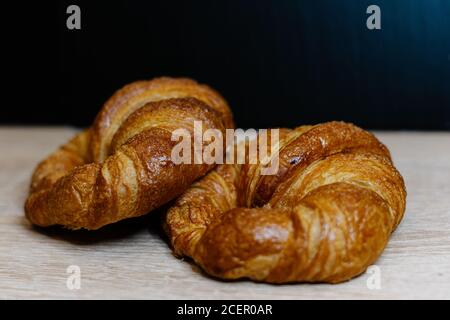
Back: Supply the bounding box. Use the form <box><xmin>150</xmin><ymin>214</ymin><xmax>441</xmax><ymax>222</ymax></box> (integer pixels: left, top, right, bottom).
<box><xmin>165</xmin><ymin>122</ymin><xmax>407</xmax><ymax>283</ymax></box>
<box><xmin>25</xmin><ymin>77</ymin><xmax>233</xmax><ymax>230</ymax></box>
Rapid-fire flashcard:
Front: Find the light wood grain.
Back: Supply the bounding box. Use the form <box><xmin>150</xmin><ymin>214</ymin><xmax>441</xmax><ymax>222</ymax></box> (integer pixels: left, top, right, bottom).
<box><xmin>0</xmin><ymin>127</ymin><xmax>449</xmax><ymax>299</ymax></box>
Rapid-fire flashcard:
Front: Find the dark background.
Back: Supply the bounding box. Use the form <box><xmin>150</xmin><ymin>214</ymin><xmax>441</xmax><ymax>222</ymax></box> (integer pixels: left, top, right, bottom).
<box><xmin>5</xmin><ymin>0</ymin><xmax>450</xmax><ymax>129</ymax></box>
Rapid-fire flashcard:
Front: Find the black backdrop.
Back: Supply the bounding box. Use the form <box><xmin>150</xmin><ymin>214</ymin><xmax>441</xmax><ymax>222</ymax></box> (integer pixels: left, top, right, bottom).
<box><xmin>4</xmin><ymin>0</ymin><xmax>450</xmax><ymax>129</ymax></box>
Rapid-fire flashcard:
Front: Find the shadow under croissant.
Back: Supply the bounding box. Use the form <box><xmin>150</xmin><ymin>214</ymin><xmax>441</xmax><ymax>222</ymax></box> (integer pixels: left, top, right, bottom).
<box><xmin>176</xmin><ymin>254</ymin><xmax>363</xmax><ymax>285</ymax></box>
<box><xmin>26</xmin><ymin>204</ymin><xmax>370</xmax><ymax>284</ymax></box>
<box><xmin>28</xmin><ymin>204</ymin><xmax>171</xmax><ymax>246</ymax></box>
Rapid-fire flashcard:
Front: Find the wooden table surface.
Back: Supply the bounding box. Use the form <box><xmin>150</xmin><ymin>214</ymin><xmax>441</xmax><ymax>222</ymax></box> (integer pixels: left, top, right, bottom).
<box><xmin>0</xmin><ymin>127</ymin><xmax>449</xmax><ymax>299</ymax></box>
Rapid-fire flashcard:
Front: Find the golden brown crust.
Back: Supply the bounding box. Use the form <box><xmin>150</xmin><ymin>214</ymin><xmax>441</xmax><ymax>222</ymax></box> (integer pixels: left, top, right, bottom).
<box><xmin>90</xmin><ymin>77</ymin><xmax>233</xmax><ymax>162</ymax></box>
<box><xmin>25</xmin><ymin>78</ymin><xmax>233</xmax><ymax>230</ymax></box>
<box><xmin>165</xmin><ymin>121</ymin><xmax>407</xmax><ymax>283</ymax></box>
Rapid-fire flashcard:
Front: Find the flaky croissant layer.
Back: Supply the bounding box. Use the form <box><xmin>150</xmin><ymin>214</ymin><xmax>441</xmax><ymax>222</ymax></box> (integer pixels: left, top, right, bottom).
<box><xmin>25</xmin><ymin>77</ymin><xmax>233</xmax><ymax>230</ymax></box>
<box><xmin>165</xmin><ymin>122</ymin><xmax>407</xmax><ymax>283</ymax></box>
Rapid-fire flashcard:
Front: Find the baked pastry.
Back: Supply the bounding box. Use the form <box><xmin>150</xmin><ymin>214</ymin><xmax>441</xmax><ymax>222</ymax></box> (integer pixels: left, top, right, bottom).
<box><xmin>25</xmin><ymin>77</ymin><xmax>233</xmax><ymax>230</ymax></box>
<box><xmin>165</xmin><ymin>122</ymin><xmax>406</xmax><ymax>283</ymax></box>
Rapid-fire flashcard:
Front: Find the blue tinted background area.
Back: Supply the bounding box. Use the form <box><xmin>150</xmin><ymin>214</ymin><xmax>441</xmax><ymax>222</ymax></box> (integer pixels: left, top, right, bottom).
<box><xmin>288</xmin><ymin>0</ymin><xmax>450</xmax><ymax>129</ymax></box>
<box><xmin>57</xmin><ymin>0</ymin><xmax>450</xmax><ymax>129</ymax></box>
<box><xmin>7</xmin><ymin>0</ymin><xmax>450</xmax><ymax>129</ymax></box>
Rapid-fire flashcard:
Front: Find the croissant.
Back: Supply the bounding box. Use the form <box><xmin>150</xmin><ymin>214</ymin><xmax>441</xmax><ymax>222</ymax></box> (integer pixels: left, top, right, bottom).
<box><xmin>165</xmin><ymin>121</ymin><xmax>407</xmax><ymax>283</ymax></box>
<box><xmin>25</xmin><ymin>77</ymin><xmax>233</xmax><ymax>230</ymax></box>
